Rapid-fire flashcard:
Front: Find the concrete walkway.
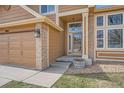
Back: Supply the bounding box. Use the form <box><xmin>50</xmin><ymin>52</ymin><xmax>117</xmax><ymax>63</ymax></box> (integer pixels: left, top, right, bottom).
<box><xmin>0</xmin><ymin>77</ymin><xmax>12</xmax><ymax>87</ymax></box>
<box><xmin>23</xmin><ymin>62</ymin><xmax>71</xmax><ymax>87</ymax></box>
<box><xmin>0</xmin><ymin>62</ymin><xmax>71</xmax><ymax>87</ymax></box>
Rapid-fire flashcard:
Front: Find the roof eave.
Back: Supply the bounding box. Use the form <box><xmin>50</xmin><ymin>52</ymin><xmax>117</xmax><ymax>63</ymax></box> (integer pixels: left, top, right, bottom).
<box><xmin>0</xmin><ymin>17</ymin><xmax>63</xmax><ymax>32</ymax></box>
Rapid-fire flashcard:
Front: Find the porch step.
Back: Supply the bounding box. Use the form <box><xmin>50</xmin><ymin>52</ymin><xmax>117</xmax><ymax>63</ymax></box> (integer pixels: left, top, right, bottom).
<box><xmin>56</xmin><ymin>56</ymin><xmax>81</xmax><ymax>62</ymax></box>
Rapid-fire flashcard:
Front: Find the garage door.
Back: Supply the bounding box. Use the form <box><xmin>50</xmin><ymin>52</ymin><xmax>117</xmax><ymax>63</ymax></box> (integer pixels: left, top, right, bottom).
<box><xmin>0</xmin><ymin>31</ymin><xmax>36</xmax><ymax>68</ymax></box>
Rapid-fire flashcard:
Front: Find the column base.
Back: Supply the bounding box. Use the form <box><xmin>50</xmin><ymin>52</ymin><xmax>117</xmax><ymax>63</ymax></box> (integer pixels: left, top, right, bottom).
<box><xmin>82</xmin><ymin>55</ymin><xmax>92</xmax><ymax>66</ymax></box>
<box><xmin>82</xmin><ymin>55</ymin><xmax>88</xmax><ymax>59</ymax></box>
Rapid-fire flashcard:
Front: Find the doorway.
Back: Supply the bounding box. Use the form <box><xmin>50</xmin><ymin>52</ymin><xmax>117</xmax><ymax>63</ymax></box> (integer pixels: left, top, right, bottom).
<box><xmin>67</xmin><ymin>22</ymin><xmax>82</xmax><ymax>56</ymax></box>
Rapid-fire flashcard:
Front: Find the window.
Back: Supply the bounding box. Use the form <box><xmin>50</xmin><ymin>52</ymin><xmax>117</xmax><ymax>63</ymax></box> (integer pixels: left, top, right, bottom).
<box><xmin>108</xmin><ymin>14</ymin><xmax>123</xmax><ymax>25</ymax></box>
<box><xmin>96</xmin><ymin>5</ymin><xmax>112</xmax><ymax>9</ymax></box>
<box><xmin>40</xmin><ymin>5</ymin><xmax>55</xmax><ymax>14</ymax></box>
<box><xmin>108</xmin><ymin>29</ymin><xmax>123</xmax><ymax>48</ymax></box>
<box><xmin>96</xmin><ymin>12</ymin><xmax>124</xmax><ymax>49</ymax></box>
<box><xmin>97</xmin><ymin>30</ymin><xmax>104</xmax><ymax>48</ymax></box>
<box><xmin>69</xmin><ymin>23</ymin><xmax>82</xmax><ymax>33</ymax></box>
<box><xmin>97</xmin><ymin>16</ymin><xmax>103</xmax><ymax>26</ymax></box>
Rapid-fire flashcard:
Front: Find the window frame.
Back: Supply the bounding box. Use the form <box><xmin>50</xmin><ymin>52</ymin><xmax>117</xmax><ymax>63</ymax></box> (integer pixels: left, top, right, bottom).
<box><xmin>95</xmin><ymin>12</ymin><xmax>124</xmax><ymax>50</ymax></box>
<box><xmin>96</xmin><ymin>29</ymin><xmax>105</xmax><ymax>49</ymax></box>
<box><xmin>39</xmin><ymin>5</ymin><xmax>56</xmax><ymax>15</ymax></box>
<box><xmin>95</xmin><ymin>15</ymin><xmax>105</xmax><ymax>28</ymax></box>
<box><xmin>106</xmin><ymin>28</ymin><xmax>124</xmax><ymax>49</ymax></box>
<box><xmin>106</xmin><ymin>12</ymin><xmax>124</xmax><ymax>27</ymax></box>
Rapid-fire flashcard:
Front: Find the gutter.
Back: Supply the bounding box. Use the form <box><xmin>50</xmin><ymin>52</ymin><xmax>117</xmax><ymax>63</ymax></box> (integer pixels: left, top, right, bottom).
<box><xmin>0</xmin><ymin>16</ymin><xmax>63</xmax><ymax>32</ymax></box>
<box><xmin>94</xmin><ymin>6</ymin><xmax>124</xmax><ymax>13</ymax></box>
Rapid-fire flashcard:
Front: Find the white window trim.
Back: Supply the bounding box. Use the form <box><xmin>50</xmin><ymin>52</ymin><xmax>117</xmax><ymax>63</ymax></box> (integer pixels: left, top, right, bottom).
<box><xmin>106</xmin><ymin>28</ymin><xmax>124</xmax><ymax>49</ymax></box>
<box><xmin>95</xmin><ymin>14</ymin><xmax>105</xmax><ymax>29</ymax></box>
<box><xmin>106</xmin><ymin>12</ymin><xmax>124</xmax><ymax>27</ymax></box>
<box><xmin>95</xmin><ymin>12</ymin><xmax>124</xmax><ymax>50</ymax></box>
<box><xmin>96</xmin><ymin>29</ymin><xmax>105</xmax><ymax>49</ymax></box>
<box><xmin>39</xmin><ymin>5</ymin><xmax>56</xmax><ymax>15</ymax></box>
<box><xmin>68</xmin><ymin>21</ymin><xmax>82</xmax><ymax>31</ymax></box>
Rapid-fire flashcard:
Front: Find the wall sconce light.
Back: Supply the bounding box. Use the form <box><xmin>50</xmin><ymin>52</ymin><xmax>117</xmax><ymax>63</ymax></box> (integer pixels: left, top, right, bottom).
<box><xmin>34</xmin><ymin>28</ymin><xmax>40</xmax><ymax>38</ymax></box>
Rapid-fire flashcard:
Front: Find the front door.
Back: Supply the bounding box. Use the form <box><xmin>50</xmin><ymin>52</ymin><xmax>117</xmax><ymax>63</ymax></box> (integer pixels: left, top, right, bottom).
<box><xmin>67</xmin><ymin>22</ymin><xmax>82</xmax><ymax>56</ymax></box>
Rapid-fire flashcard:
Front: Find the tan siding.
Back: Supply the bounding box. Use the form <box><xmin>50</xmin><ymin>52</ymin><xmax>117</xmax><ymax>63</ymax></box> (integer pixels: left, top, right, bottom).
<box><xmin>95</xmin><ymin>5</ymin><xmax>124</xmax><ymax>13</ymax></box>
<box><xmin>0</xmin><ymin>34</ymin><xmax>9</xmax><ymax>64</ymax></box>
<box><xmin>0</xmin><ymin>24</ymin><xmax>35</xmax><ymax>33</ymax></box>
<box><xmin>59</xmin><ymin>5</ymin><xmax>88</xmax><ymax>13</ymax></box>
<box><xmin>0</xmin><ymin>5</ymin><xmax>34</xmax><ymax>23</ymax></box>
<box><xmin>49</xmin><ymin>26</ymin><xmax>65</xmax><ymax>64</ymax></box>
<box><xmin>96</xmin><ymin>51</ymin><xmax>124</xmax><ymax>61</ymax></box>
<box><xmin>27</xmin><ymin>5</ymin><xmax>56</xmax><ymax>23</ymax></box>
<box><xmin>88</xmin><ymin>7</ymin><xmax>95</xmax><ymax>59</ymax></box>
<box><xmin>46</xmin><ymin>14</ymin><xmax>56</xmax><ymax>23</ymax></box>
<box><xmin>27</xmin><ymin>5</ymin><xmax>39</xmax><ymax>13</ymax></box>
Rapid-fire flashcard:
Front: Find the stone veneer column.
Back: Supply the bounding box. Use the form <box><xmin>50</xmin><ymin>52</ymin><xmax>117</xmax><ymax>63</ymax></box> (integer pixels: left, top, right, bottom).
<box><xmin>82</xmin><ymin>12</ymin><xmax>89</xmax><ymax>59</ymax></box>
<box><xmin>35</xmin><ymin>23</ymin><xmax>42</xmax><ymax>70</ymax></box>
<box><xmin>40</xmin><ymin>23</ymin><xmax>49</xmax><ymax>70</ymax></box>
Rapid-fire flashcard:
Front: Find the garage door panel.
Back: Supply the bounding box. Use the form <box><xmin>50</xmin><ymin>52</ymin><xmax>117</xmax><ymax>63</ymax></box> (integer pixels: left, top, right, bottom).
<box><xmin>9</xmin><ymin>45</ymin><xmax>21</xmax><ymax>48</ymax></box>
<box><xmin>9</xmin><ymin>58</ymin><xmax>22</xmax><ymax>64</ymax></box>
<box><xmin>0</xmin><ymin>46</ymin><xmax>8</xmax><ymax>49</ymax></box>
<box><xmin>0</xmin><ymin>41</ymin><xmax>8</xmax><ymax>49</ymax></box>
<box><xmin>9</xmin><ymin>50</ymin><xmax>21</xmax><ymax>55</ymax></box>
<box><xmin>9</xmin><ymin>36</ymin><xmax>21</xmax><ymax>39</ymax></box>
<box><xmin>0</xmin><ymin>34</ymin><xmax>8</xmax><ymax>64</ymax></box>
<box><xmin>22</xmin><ymin>32</ymin><xmax>34</xmax><ymax>37</ymax></box>
<box><xmin>0</xmin><ymin>59</ymin><xmax>8</xmax><ymax>64</ymax></box>
<box><xmin>0</xmin><ymin>50</ymin><xmax>8</xmax><ymax>55</ymax></box>
<box><xmin>0</xmin><ymin>36</ymin><xmax>8</xmax><ymax>40</ymax></box>
<box><xmin>22</xmin><ymin>43</ymin><xmax>35</xmax><ymax>49</ymax></box>
<box><xmin>0</xmin><ymin>31</ymin><xmax>35</xmax><ymax>68</ymax></box>
<box><xmin>22</xmin><ymin>58</ymin><xmax>35</xmax><ymax>67</ymax></box>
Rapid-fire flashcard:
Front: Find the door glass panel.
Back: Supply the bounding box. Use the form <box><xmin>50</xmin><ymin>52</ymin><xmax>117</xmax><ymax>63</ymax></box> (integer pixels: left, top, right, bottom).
<box><xmin>68</xmin><ymin>22</ymin><xmax>82</xmax><ymax>55</ymax></box>
<box><xmin>69</xmin><ymin>35</ymin><xmax>71</xmax><ymax>50</ymax></box>
<box><xmin>69</xmin><ymin>23</ymin><xmax>82</xmax><ymax>33</ymax></box>
<box><xmin>73</xmin><ymin>33</ymin><xmax>82</xmax><ymax>53</ymax></box>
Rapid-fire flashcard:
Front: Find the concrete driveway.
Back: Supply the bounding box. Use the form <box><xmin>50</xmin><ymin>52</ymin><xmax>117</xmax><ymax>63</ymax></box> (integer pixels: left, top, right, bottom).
<box><xmin>0</xmin><ymin>65</ymin><xmax>39</xmax><ymax>81</ymax></box>
<box><xmin>0</xmin><ymin>62</ymin><xmax>71</xmax><ymax>87</ymax></box>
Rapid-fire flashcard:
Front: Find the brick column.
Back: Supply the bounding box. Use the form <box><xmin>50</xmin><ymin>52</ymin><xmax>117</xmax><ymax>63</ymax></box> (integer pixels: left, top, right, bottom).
<box><xmin>35</xmin><ymin>23</ymin><xmax>42</xmax><ymax>69</ymax></box>
<box><xmin>41</xmin><ymin>23</ymin><xmax>49</xmax><ymax>70</ymax></box>
<box><xmin>35</xmin><ymin>23</ymin><xmax>49</xmax><ymax>70</ymax></box>
<box><xmin>82</xmin><ymin>12</ymin><xmax>89</xmax><ymax>59</ymax></box>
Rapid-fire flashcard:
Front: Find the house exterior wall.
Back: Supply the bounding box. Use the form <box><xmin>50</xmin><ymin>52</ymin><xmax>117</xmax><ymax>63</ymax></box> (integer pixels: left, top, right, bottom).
<box><xmin>49</xmin><ymin>25</ymin><xmax>65</xmax><ymax>64</ymax></box>
<box><xmin>94</xmin><ymin>8</ymin><xmax>124</xmax><ymax>62</ymax></box>
<box><xmin>46</xmin><ymin>14</ymin><xmax>57</xmax><ymax>23</ymax></box>
<box><xmin>28</xmin><ymin>5</ymin><xmax>39</xmax><ymax>13</ymax></box>
<box><xmin>0</xmin><ymin>6</ymin><xmax>34</xmax><ymax>23</ymax></box>
<box><xmin>88</xmin><ymin>7</ymin><xmax>95</xmax><ymax>59</ymax></box>
<box><xmin>0</xmin><ymin>5</ymin><xmax>124</xmax><ymax>70</ymax></box>
<box><xmin>27</xmin><ymin>5</ymin><xmax>57</xmax><ymax>23</ymax></box>
<box><xmin>59</xmin><ymin>5</ymin><xmax>88</xmax><ymax>12</ymax></box>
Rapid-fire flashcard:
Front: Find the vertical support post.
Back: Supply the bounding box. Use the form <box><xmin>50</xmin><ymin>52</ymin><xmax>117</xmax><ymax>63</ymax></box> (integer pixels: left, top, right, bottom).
<box><xmin>82</xmin><ymin>12</ymin><xmax>89</xmax><ymax>59</ymax></box>
<box><xmin>35</xmin><ymin>23</ymin><xmax>42</xmax><ymax>70</ymax></box>
<box><xmin>56</xmin><ymin>5</ymin><xmax>59</xmax><ymax>25</ymax></box>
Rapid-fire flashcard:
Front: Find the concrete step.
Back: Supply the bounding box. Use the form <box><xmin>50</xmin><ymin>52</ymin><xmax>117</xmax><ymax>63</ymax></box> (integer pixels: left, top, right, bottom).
<box><xmin>56</xmin><ymin>56</ymin><xmax>81</xmax><ymax>62</ymax></box>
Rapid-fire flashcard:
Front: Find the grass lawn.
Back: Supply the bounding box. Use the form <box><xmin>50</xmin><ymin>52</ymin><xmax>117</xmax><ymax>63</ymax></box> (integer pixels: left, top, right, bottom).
<box><xmin>1</xmin><ymin>73</ymin><xmax>124</xmax><ymax>88</ymax></box>
<box><xmin>1</xmin><ymin>81</ymin><xmax>43</xmax><ymax>88</ymax></box>
<box><xmin>53</xmin><ymin>73</ymin><xmax>124</xmax><ymax>88</ymax></box>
